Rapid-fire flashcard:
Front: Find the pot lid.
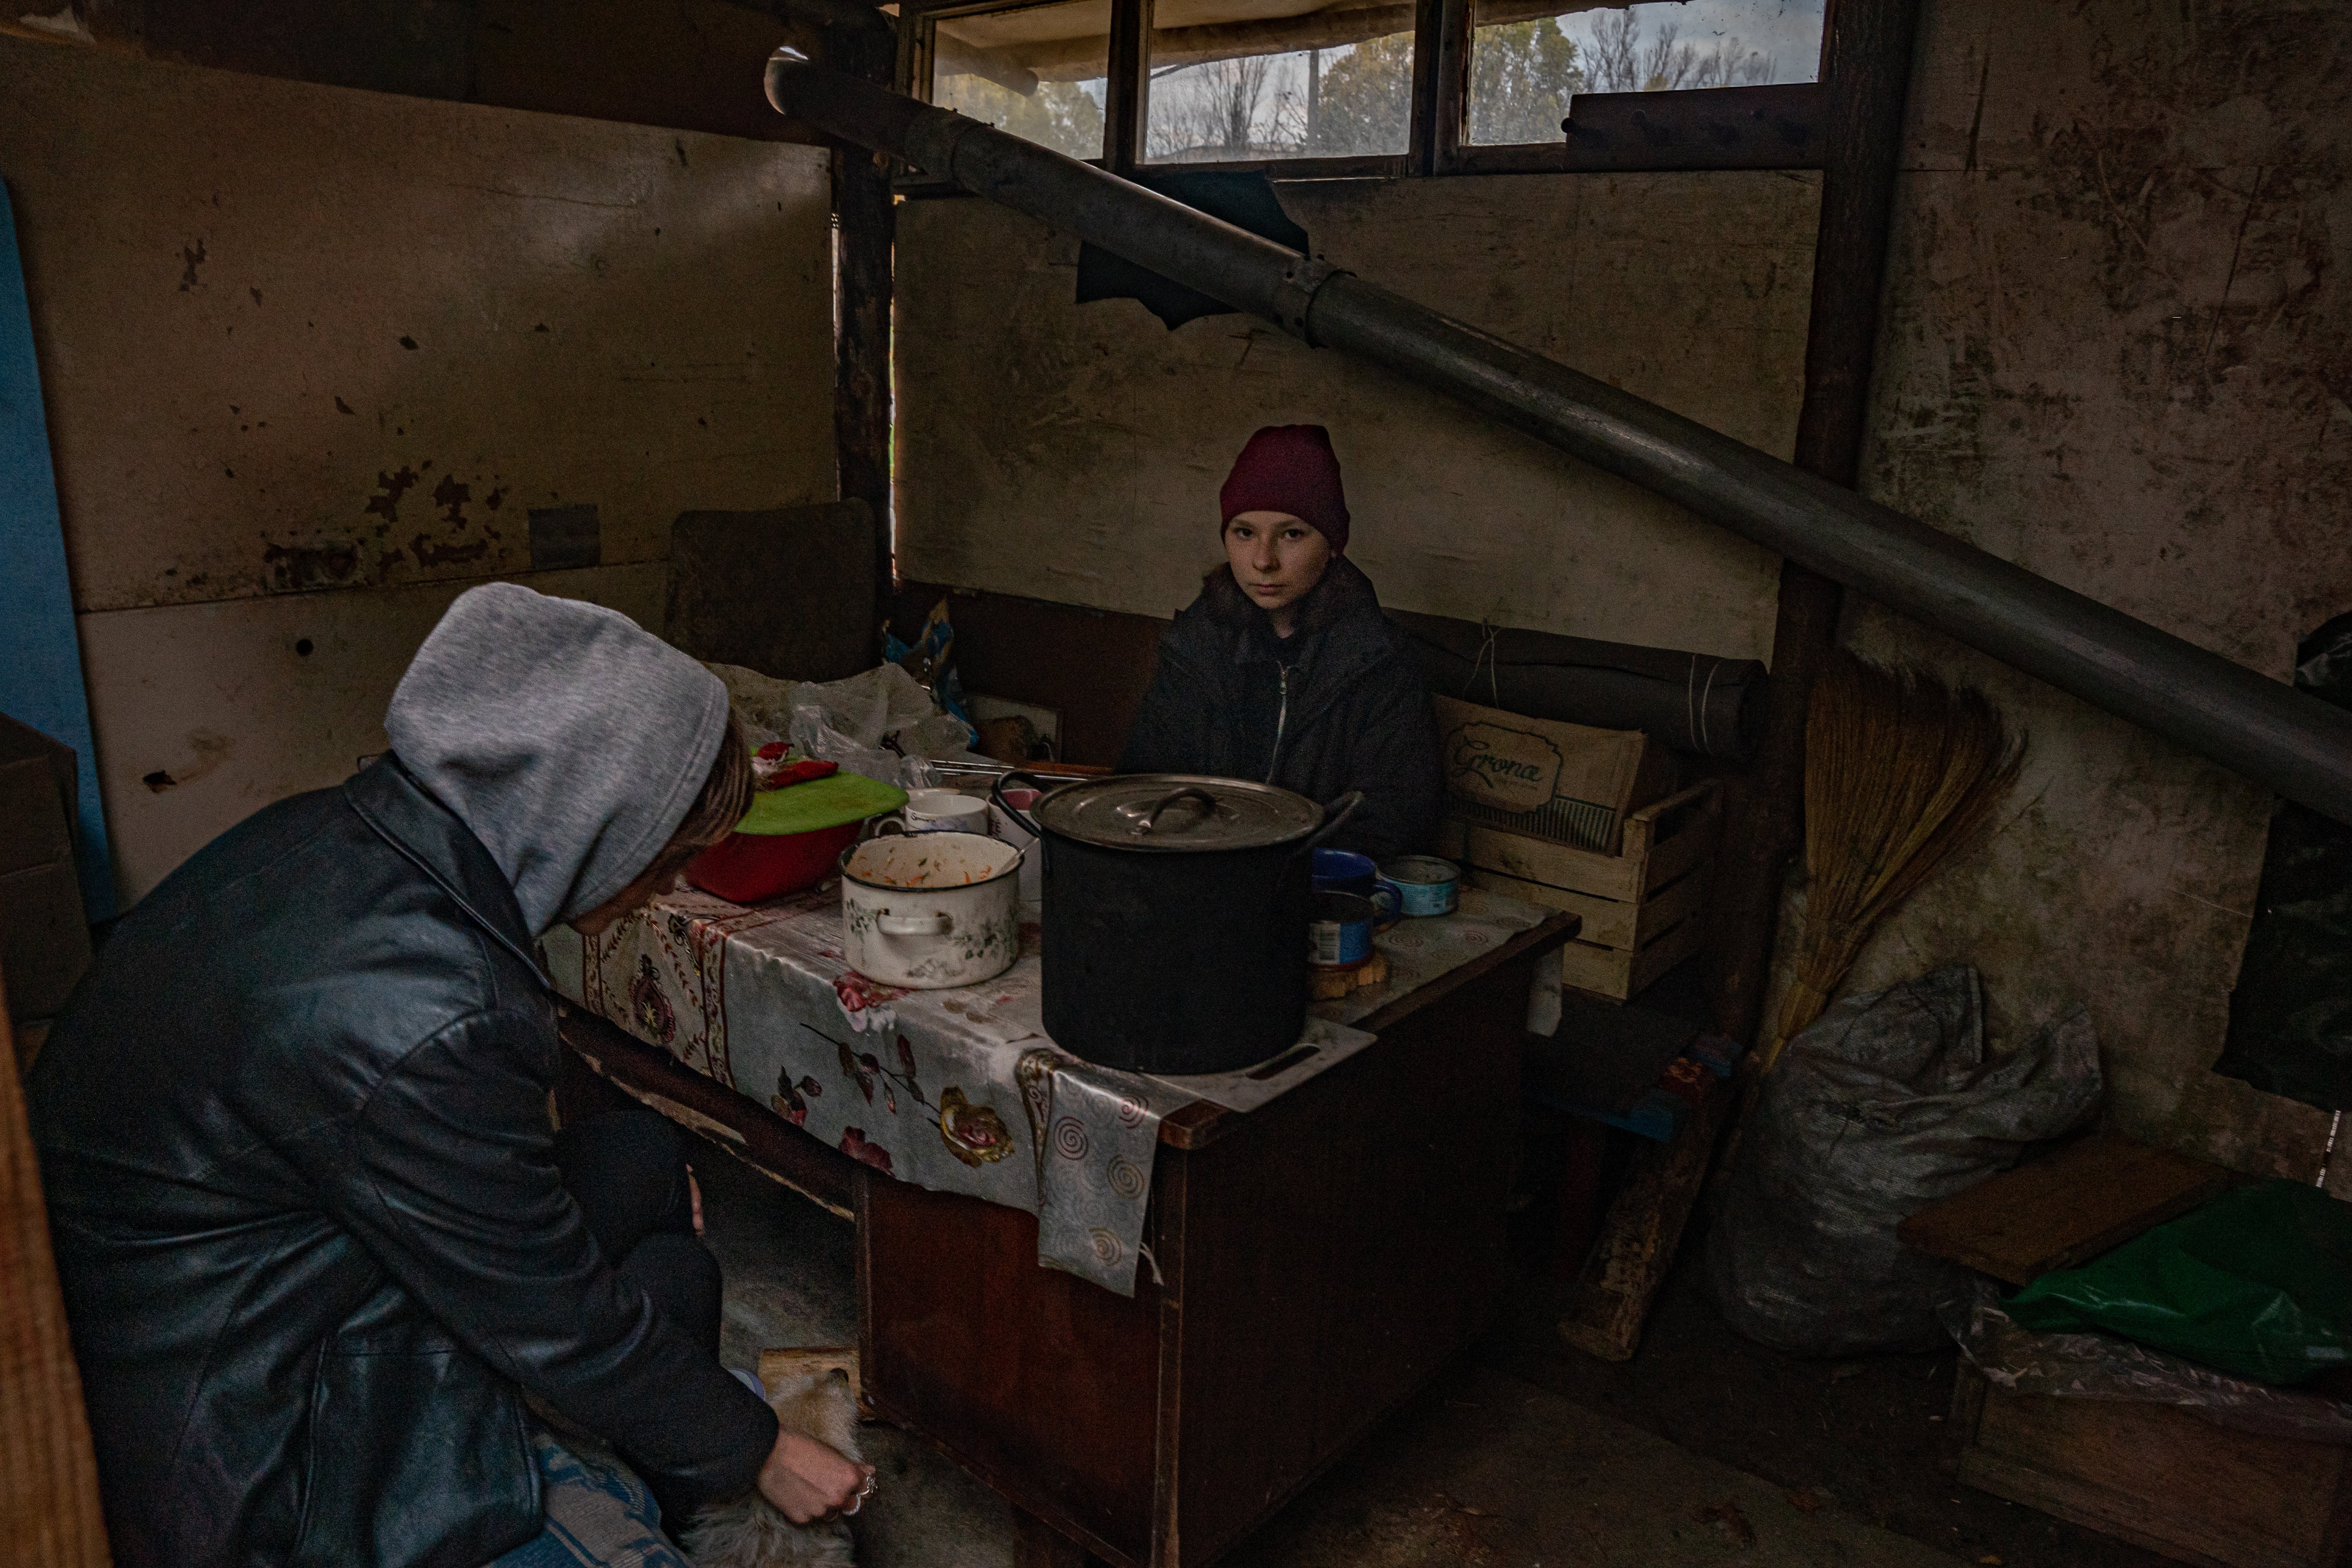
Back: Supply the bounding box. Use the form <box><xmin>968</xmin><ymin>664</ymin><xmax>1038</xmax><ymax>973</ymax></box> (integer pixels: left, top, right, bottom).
<box><xmin>1031</xmin><ymin>773</ymin><xmax>1323</xmax><ymax>852</ymax></box>
<box><xmin>734</xmin><ymin>771</ymin><xmax>908</xmax><ymax>836</ymax></box>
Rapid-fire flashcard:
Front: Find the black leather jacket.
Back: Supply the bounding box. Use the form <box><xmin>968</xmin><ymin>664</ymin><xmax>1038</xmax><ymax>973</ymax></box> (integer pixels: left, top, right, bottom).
<box><xmin>1119</xmin><ymin>557</ymin><xmax>1443</xmax><ymax>860</ymax></box>
<box><xmin>29</xmin><ymin>759</ymin><xmax>777</xmax><ymax>1568</ymax></box>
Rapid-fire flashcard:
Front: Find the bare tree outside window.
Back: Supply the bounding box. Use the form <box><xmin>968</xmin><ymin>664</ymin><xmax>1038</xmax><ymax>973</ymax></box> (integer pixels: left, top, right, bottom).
<box><xmin>1467</xmin><ymin>0</ymin><xmax>1816</xmax><ymax>146</ymax></box>
<box><xmin>1147</xmin><ymin>53</ymin><xmax>1305</xmax><ymax>160</ymax></box>
<box><xmin>1583</xmin><ymin>16</ymin><xmax>1773</xmax><ymax>91</ymax></box>
<box><xmin>1145</xmin><ymin>31</ymin><xmax>1414</xmax><ymax>162</ymax></box>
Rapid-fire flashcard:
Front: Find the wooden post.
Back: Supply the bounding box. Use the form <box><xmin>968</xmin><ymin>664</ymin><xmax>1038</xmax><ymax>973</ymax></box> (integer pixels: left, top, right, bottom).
<box><xmin>1707</xmin><ymin>0</ymin><xmax>1925</xmax><ymax>1046</ymax></box>
<box><xmin>820</xmin><ymin>12</ymin><xmax>900</xmax><ymax>634</ymax></box>
<box><xmin>1104</xmin><ymin>0</ymin><xmax>1152</xmax><ymax>178</ymax></box>
<box><xmin>0</xmin><ymin>966</ymin><xmax>112</xmax><ymax>1566</ymax></box>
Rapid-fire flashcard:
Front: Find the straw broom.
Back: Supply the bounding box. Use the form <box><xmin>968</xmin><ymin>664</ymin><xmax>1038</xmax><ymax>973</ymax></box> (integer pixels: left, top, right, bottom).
<box><xmin>1760</xmin><ymin>652</ymin><xmax>2022</xmax><ymax>1071</ymax></box>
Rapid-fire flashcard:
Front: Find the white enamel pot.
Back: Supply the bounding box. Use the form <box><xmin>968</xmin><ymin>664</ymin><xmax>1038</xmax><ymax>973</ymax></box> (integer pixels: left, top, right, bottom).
<box><xmin>838</xmin><ymin>830</ymin><xmax>1023</xmax><ymax>989</ymax></box>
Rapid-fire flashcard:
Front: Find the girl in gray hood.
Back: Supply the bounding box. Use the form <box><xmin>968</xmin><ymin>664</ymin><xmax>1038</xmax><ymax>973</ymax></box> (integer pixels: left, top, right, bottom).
<box><xmin>32</xmin><ymin>584</ymin><xmax>869</xmax><ymax>1568</ymax></box>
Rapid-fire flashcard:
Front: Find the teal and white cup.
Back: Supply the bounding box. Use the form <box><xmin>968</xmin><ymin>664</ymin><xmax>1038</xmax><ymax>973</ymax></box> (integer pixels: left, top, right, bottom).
<box><xmin>1381</xmin><ymin>855</ymin><xmax>1460</xmax><ymax>917</ymax></box>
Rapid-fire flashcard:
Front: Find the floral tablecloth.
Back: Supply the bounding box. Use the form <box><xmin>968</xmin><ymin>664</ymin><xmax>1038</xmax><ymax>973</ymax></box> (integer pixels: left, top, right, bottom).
<box><xmin>540</xmin><ymin>885</ymin><xmax>1547</xmax><ymax>1295</ymax></box>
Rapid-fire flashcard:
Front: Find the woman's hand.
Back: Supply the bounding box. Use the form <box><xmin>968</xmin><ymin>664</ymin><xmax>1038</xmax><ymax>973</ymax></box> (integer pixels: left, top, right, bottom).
<box><xmin>686</xmin><ymin>1167</ymin><xmax>704</xmax><ymax>1237</ymax></box>
<box><xmin>757</xmin><ymin>1428</ymin><xmax>874</xmax><ymax>1524</ymax></box>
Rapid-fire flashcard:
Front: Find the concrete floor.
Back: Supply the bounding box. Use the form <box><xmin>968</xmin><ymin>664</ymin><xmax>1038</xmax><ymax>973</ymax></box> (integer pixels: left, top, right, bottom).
<box><xmin>691</xmin><ymin>1138</ymin><xmax>2165</xmax><ymax>1568</ymax></box>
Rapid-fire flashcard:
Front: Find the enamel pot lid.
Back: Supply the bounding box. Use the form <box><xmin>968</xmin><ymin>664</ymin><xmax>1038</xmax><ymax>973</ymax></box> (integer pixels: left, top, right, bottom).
<box><xmin>1029</xmin><ymin>773</ymin><xmax>1326</xmax><ymax>853</ymax></box>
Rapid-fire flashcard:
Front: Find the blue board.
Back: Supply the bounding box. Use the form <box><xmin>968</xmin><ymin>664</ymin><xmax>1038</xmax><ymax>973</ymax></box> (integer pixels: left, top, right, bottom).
<box><xmin>0</xmin><ymin>180</ymin><xmax>114</xmax><ymax>919</ymax></box>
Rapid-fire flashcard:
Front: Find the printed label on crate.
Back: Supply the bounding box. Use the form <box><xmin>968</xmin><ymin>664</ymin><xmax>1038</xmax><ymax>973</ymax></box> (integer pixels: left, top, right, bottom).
<box><xmin>1433</xmin><ymin>695</ymin><xmax>1664</xmax><ymax>857</ymax></box>
<box><xmin>1445</xmin><ymin>721</ymin><xmax>1563</xmax><ymax>813</ymax></box>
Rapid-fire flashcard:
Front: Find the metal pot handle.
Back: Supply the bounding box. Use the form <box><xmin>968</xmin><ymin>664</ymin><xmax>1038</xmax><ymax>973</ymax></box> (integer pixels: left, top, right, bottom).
<box><xmin>1138</xmin><ymin>786</ymin><xmax>1221</xmax><ymax>834</ymax></box>
<box><xmin>1300</xmin><ymin>791</ymin><xmax>1365</xmax><ymax>855</ymax></box>
<box><xmin>989</xmin><ymin>769</ymin><xmax>1050</xmax><ymax>838</ymax></box>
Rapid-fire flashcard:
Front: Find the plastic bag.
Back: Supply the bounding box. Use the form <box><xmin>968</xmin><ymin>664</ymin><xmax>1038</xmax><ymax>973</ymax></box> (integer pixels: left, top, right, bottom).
<box><xmin>786</xmin><ymin>664</ymin><xmax>977</xmax><ymax>790</ymax></box>
<box><xmin>884</xmin><ymin>597</ymin><xmax>972</xmax><ymax>728</ymax></box>
<box><xmin>1705</xmin><ymin>965</ymin><xmax>2103</xmax><ymax>1356</ymax></box>
<box><xmin>705</xmin><ymin>662</ymin><xmax>805</xmax><ymax>753</ymax></box>
<box><xmin>2003</xmin><ymin>1178</ymin><xmax>2352</xmax><ymax>1385</ymax></box>
<box><xmin>1945</xmin><ymin>1279</ymin><xmax>2352</xmax><ymax>1443</ymax></box>
<box><xmin>2211</xmin><ymin>610</ymin><xmax>2352</xmax><ymax>1113</ymax></box>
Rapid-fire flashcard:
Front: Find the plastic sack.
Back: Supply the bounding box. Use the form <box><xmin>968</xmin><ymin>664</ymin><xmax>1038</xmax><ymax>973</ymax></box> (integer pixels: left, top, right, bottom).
<box><xmin>2003</xmin><ymin>1178</ymin><xmax>2352</xmax><ymax>1385</ymax></box>
<box><xmin>705</xmin><ymin>662</ymin><xmax>805</xmax><ymax>753</ymax></box>
<box><xmin>1946</xmin><ymin>1279</ymin><xmax>2352</xmax><ymax>1442</ymax></box>
<box><xmin>786</xmin><ymin>664</ymin><xmax>978</xmax><ymax>790</ymax></box>
<box><xmin>2211</xmin><ymin>610</ymin><xmax>2352</xmax><ymax>1113</ymax></box>
<box><xmin>1705</xmin><ymin>965</ymin><xmax>2103</xmax><ymax>1356</ymax></box>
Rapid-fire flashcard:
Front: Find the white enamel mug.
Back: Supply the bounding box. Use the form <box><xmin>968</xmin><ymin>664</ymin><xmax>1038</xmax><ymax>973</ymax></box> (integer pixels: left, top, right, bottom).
<box><xmin>903</xmin><ymin>789</ymin><xmax>991</xmax><ymax>835</ymax></box>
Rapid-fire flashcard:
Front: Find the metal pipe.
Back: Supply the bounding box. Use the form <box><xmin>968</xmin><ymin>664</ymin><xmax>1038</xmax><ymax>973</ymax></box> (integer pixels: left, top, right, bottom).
<box><xmin>767</xmin><ymin>54</ymin><xmax>2352</xmax><ymax>828</ymax></box>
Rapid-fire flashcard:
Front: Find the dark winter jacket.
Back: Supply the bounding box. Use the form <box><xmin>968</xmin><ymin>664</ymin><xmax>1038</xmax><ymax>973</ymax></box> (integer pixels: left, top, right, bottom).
<box><xmin>1119</xmin><ymin>556</ymin><xmax>1442</xmax><ymax>860</ymax></box>
<box><xmin>28</xmin><ymin>766</ymin><xmax>779</xmax><ymax>1568</ymax></box>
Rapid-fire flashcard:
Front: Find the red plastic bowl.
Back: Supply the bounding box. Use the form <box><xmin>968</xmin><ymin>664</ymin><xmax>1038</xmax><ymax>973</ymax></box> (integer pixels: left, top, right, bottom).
<box><xmin>684</xmin><ymin>820</ymin><xmax>864</xmax><ymax>904</ymax></box>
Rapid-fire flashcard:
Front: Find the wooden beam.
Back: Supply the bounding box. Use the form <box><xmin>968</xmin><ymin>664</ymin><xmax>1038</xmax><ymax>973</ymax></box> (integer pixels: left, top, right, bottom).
<box><xmin>1706</xmin><ymin>0</ymin><xmax>1922</xmax><ymax>1048</ymax></box>
<box><xmin>821</xmin><ymin>12</ymin><xmax>902</xmax><ymax>615</ymax></box>
<box><xmin>1105</xmin><ymin>0</ymin><xmax>1152</xmax><ymax>176</ymax></box>
<box><xmin>0</xmin><ymin>965</ymin><xmax>112</xmax><ymax>1568</ymax></box>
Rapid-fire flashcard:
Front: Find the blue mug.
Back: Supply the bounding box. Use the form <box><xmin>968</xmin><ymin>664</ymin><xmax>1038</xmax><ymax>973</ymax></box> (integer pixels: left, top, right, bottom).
<box><xmin>1310</xmin><ymin>848</ymin><xmax>1402</xmax><ymax>929</ymax></box>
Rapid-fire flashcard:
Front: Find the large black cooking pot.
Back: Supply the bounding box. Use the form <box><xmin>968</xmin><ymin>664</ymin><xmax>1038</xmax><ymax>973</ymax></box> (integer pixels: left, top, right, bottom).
<box><xmin>992</xmin><ymin>772</ymin><xmax>1360</xmax><ymax>1074</ymax></box>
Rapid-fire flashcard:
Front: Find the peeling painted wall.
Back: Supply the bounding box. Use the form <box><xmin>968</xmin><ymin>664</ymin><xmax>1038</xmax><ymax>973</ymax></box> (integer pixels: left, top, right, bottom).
<box><xmin>1803</xmin><ymin>0</ymin><xmax>2352</xmax><ymax>1196</ymax></box>
<box><xmin>894</xmin><ymin>171</ymin><xmax>1820</xmax><ymax>658</ymax></box>
<box><xmin>0</xmin><ymin>36</ymin><xmax>837</xmax><ymax>903</ymax></box>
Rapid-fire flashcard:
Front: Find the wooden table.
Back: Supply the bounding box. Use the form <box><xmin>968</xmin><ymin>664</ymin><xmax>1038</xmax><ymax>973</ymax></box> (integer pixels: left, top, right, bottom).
<box><xmin>560</xmin><ymin>910</ymin><xmax>1579</xmax><ymax>1568</ymax></box>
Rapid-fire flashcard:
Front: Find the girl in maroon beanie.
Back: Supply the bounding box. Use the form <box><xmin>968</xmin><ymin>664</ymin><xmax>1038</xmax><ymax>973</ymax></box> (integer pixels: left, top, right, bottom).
<box><xmin>1118</xmin><ymin>425</ymin><xmax>1441</xmax><ymax>859</ymax></box>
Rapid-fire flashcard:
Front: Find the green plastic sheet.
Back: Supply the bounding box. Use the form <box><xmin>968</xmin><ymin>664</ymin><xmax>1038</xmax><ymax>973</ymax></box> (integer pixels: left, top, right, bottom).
<box><xmin>2005</xmin><ymin>1179</ymin><xmax>2352</xmax><ymax>1385</ymax></box>
<box><xmin>735</xmin><ymin>772</ymin><xmax>906</xmax><ymax>836</ymax></box>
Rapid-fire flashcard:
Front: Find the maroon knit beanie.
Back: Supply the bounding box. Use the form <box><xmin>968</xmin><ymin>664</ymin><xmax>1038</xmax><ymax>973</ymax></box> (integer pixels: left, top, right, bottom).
<box><xmin>1219</xmin><ymin>424</ymin><xmax>1350</xmax><ymax>554</ymax></box>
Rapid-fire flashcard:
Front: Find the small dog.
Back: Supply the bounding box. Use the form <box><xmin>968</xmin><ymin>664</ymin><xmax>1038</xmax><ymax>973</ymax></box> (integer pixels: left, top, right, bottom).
<box><xmin>684</xmin><ymin>1368</ymin><xmax>863</xmax><ymax>1568</ymax></box>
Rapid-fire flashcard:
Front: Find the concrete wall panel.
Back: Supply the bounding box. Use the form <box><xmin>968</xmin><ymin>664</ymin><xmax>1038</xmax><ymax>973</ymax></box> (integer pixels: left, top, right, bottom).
<box><xmin>0</xmin><ymin>36</ymin><xmax>835</xmax><ymax>614</ymax></box>
<box><xmin>76</xmin><ymin>566</ymin><xmax>664</xmax><ymax>902</ymax></box>
<box><xmin>1812</xmin><ymin>0</ymin><xmax>2352</xmax><ymax>1194</ymax></box>
<box><xmin>894</xmin><ymin>170</ymin><xmax>1819</xmax><ymax>658</ymax></box>
<box><xmin>0</xmin><ymin>37</ymin><xmax>837</xmax><ymax>905</ymax></box>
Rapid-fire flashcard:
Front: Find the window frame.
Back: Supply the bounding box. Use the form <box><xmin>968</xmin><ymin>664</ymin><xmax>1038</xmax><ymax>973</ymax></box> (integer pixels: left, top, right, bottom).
<box><xmin>897</xmin><ymin>0</ymin><xmax>1835</xmax><ymax>187</ymax></box>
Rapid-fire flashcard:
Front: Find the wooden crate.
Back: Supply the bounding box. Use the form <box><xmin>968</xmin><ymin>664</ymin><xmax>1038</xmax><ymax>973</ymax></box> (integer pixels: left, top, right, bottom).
<box><xmin>1436</xmin><ymin>779</ymin><xmax>1720</xmax><ymax>1001</ymax></box>
<box><xmin>1948</xmin><ymin>1363</ymin><xmax>2352</xmax><ymax>1568</ymax></box>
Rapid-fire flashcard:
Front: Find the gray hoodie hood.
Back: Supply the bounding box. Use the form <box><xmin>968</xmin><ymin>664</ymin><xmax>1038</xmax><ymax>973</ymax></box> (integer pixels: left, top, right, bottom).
<box><xmin>385</xmin><ymin>583</ymin><xmax>729</xmax><ymax>935</ymax></box>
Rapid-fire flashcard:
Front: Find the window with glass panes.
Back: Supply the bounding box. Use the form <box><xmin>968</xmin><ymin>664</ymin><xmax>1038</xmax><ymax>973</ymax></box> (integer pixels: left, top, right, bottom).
<box><xmin>903</xmin><ymin>0</ymin><xmax>1828</xmax><ymax>180</ymax></box>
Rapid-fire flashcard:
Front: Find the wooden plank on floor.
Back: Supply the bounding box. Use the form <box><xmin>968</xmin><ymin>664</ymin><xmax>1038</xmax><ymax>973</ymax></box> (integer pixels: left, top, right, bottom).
<box><xmin>1896</xmin><ymin>1133</ymin><xmax>2234</xmax><ymax>1286</ymax></box>
<box><xmin>1557</xmin><ymin>1067</ymin><xmax>1733</xmax><ymax>1361</ymax></box>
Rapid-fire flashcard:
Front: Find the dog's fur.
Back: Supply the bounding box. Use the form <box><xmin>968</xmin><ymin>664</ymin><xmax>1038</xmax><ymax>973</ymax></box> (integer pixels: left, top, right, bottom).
<box><xmin>684</xmin><ymin>1369</ymin><xmax>862</xmax><ymax>1568</ymax></box>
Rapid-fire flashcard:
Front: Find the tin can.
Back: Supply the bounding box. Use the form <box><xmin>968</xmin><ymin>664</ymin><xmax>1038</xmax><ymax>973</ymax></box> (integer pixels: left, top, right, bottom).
<box><xmin>1307</xmin><ymin>890</ymin><xmax>1378</xmax><ymax>968</ymax></box>
<box><xmin>1381</xmin><ymin>855</ymin><xmax>1461</xmax><ymax>917</ymax></box>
